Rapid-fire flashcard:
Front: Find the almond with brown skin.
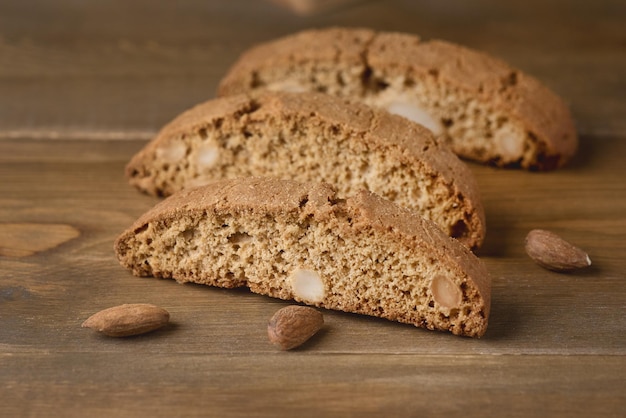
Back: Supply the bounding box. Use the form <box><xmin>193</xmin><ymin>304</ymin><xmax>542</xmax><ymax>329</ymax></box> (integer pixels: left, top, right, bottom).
<box><xmin>268</xmin><ymin>305</ymin><xmax>324</xmax><ymax>350</ymax></box>
<box><xmin>525</xmin><ymin>229</ymin><xmax>591</xmax><ymax>272</ymax></box>
<box><xmin>82</xmin><ymin>303</ymin><xmax>170</xmax><ymax>337</ymax></box>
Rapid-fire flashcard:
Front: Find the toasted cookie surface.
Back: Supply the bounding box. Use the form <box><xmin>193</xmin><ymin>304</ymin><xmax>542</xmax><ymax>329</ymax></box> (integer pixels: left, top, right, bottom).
<box><xmin>115</xmin><ymin>177</ymin><xmax>491</xmax><ymax>337</ymax></box>
<box><xmin>218</xmin><ymin>27</ymin><xmax>577</xmax><ymax>170</ymax></box>
<box><xmin>126</xmin><ymin>91</ymin><xmax>485</xmax><ymax>249</ymax></box>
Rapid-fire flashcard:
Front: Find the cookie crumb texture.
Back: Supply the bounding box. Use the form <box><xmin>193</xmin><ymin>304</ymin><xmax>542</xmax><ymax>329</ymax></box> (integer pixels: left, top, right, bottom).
<box><xmin>115</xmin><ymin>178</ymin><xmax>490</xmax><ymax>337</ymax></box>
<box><xmin>126</xmin><ymin>91</ymin><xmax>485</xmax><ymax>249</ymax></box>
<box><xmin>218</xmin><ymin>28</ymin><xmax>578</xmax><ymax>170</ymax></box>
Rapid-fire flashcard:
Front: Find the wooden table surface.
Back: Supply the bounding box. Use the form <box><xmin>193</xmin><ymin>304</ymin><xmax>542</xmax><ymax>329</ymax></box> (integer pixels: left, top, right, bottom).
<box><xmin>1</xmin><ymin>1</ymin><xmax>625</xmax><ymax>416</ymax></box>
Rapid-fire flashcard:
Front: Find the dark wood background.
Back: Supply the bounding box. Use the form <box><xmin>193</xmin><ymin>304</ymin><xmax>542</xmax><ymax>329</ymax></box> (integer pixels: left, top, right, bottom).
<box><xmin>1</xmin><ymin>1</ymin><xmax>625</xmax><ymax>416</ymax></box>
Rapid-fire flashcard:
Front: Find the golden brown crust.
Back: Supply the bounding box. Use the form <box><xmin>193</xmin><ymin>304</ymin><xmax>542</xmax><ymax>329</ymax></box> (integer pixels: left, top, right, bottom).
<box><xmin>123</xmin><ymin>176</ymin><xmax>337</xmax><ymax>232</ymax></box>
<box><xmin>366</xmin><ymin>36</ymin><xmax>577</xmax><ymax>167</ymax></box>
<box><xmin>218</xmin><ymin>27</ymin><xmax>376</xmax><ymax>95</ymax></box>
<box><xmin>115</xmin><ymin>177</ymin><xmax>491</xmax><ymax>337</ymax></box>
<box><xmin>124</xmin><ymin>94</ymin><xmax>256</xmax><ymax>195</ymax></box>
<box><xmin>126</xmin><ymin>91</ymin><xmax>486</xmax><ymax>249</ymax></box>
<box><xmin>218</xmin><ymin>27</ymin><xmax>578</xmax><ymax>170</ymax></box>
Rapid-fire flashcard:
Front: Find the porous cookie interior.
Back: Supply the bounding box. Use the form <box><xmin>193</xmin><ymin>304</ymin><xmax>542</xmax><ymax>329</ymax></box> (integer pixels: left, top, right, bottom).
<box><xmin>143</xmin><ymin>114</ymin><xmax>474</xmax><ymax>245</ymax></box>
<box><xmin>363</xmin><ymin>73</ymin><xmax>537</xmax><ymax>168</ymax></box>
<box><xmin>220</xmin><ymin>31</ymin><xmax>564</xmax><ymax>169</ymax></box>
<box><xmin>116</xmin><ymin>207</ymin><xmax>487</xmax><ymax>337</ymax></box>
<box><xmin>261</xmin><ymin>67</ymin><xmax>537</xmax><ymax>168</ymax></box>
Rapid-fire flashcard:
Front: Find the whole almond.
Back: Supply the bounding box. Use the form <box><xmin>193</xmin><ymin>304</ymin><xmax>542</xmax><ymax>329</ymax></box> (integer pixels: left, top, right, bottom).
<box><xmin>268</xmin><ymin>305</ymin><xmax>324</xmax><ymax>350</ymax></box>
<box><xmin>525</xmin><ymin>229</ymin><xmax>591</xmax><ymax>272</ymax></box>
<box><xmin>82</xmin><ymin>303</ymin><xmax>170</xmax><ymax>337</ymax></box>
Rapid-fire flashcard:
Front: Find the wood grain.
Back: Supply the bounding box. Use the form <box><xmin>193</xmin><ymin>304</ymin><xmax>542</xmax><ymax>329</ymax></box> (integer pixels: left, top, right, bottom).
<box><xmin>1</xmin><ymin>353</ymin><xmax>624</xmax><ymax>417</ymax></box>
<box><xmin>0</xmin><ymin>223</ymin><xmax>80</xmax><ymax>257</ymax></box>
<box><xmin>1</xmin><ymin>0</ymin><xmax>625</xmax><ymax>416</ymax></box>
<box><xmin>0</xmin><ymin>0</ymin><xmax>625</xmax><ymax>138</ymax></box>
<box><xmin>1</xmin><ymin>136</ymin><xmax>624</xmax><ymax>353</ymax></box>
<box><xmin>268</xmin><ymin>0</ymin><xmax>365</xmax><ymax>16</ymax></box>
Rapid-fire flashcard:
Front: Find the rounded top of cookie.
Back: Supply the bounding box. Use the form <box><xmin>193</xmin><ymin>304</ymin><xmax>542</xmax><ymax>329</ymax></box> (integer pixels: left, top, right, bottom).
<box><xmin>118</xmin><ymin>177</ymin><xmax>490</xmax><ymax>324</ymax></box>
<box><xmin>126</xmin><ymin>90</ymin><xmax>486</xmax><ymax>249</ymax></box>
<box><xmin>146</xmin><ymin>90</ymin><xmax>483</xmax><ymax>240</ymax></box>
<box><xmin>218</xmin><ymin>27</ymin><xmax>376</xmax><ymax>89</ymax></box>
<box><xmin>366</xmin><ymin>32</ymin><xmax>576</xmax><ymax>164</ymax></box>
<box><xmin>152</xmin><ymin>90</ymin><xmax>481</xmax><ymax>198</ymax></box>
<box><xmin>218</xmin><ymin>27</ymin><xmax>577</xmax><ymax>170</ymax></box>
<box><xmin>116</xmin><ymin>177</ymin><xmax>491</xmax><ymax>336</ymax></box>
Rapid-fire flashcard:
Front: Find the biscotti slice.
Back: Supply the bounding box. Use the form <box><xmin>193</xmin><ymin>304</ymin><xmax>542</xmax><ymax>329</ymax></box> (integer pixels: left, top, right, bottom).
<box><xmin>115</xmin><ymin>177</ymin><xmax>491</xmax><ymax>337</ymax></box>
<box><xmin>126</xmin><ymin>91</ymin><xmax>485</xmax><ymax>249</ymax></box>
<box><xmin>218</xmin><ymin>27</ymin><xmax>577</xmax><ymax>170</ymax></box>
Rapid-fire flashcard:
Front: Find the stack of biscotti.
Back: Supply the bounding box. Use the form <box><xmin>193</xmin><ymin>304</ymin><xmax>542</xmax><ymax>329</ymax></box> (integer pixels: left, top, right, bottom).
<box><xmin>218</xmin><ymin>27</ymin><xmax>578</xmax><ymax>170</ymax></box>
<box><xmin>115</xmin><ymin>177</ymin><xmax>491</xmax><ymax>337</ymax></box>
<box><xmin>113</xmin><ymin>26</ymin><xmax>581</xmax><ymax>338</ymax></box>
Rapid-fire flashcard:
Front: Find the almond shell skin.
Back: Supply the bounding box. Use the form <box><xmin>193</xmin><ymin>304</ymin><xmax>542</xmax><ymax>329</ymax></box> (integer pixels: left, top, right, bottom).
<box><xmin>82</xmin><ymin>303</ymin><xmax>170</xmax><ymax>337</ymax></box>
<box><xmin>268</xmin><ymin>305</ymin><xmax>324</xmax><ymax>350</ymax></box>
<box><xmin>525</xmin><ymin>229</ymin><xmax>591</xmax><ymax>272</ymax></box>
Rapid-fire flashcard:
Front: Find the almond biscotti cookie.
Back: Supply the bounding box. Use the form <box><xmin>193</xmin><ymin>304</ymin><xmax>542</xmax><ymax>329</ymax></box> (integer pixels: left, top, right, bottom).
<box><xmin>115</xmin><ymin>177</ymin><xmax>491</xmax><ymax>337</ymax></box>
<box><xmin>126</xmin><ymin>91</ymin><xmax>485</xmax><ymax>249</ymax></box>
<box><xmin>218</xmin><ymin>27</ymin><xmax>577</xmax><ymax>170</ymax></box>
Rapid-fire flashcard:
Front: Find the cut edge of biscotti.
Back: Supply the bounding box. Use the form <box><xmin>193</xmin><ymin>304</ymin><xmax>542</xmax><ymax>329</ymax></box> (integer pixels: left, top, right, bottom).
<box><xmin>126</xmin><ymin>90</ymin><xmax>486</xmax><ymax>250</ymax></box>
<box><xmin>114</xmin><ymin>177</ymin><xmax>491</xmax><ymax>338</ymax></box>
<box><xmin>217</xmin><ymin>27</ymin><xmax>578</xmax><ymax>170</ymax></box>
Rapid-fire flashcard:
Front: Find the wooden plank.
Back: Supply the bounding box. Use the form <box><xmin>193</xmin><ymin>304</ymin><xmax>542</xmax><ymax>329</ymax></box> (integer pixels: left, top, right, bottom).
<box><xmin>0</xmin><ymin>0</ymin><xmax>625</xmax><ymax>138</ymax></box>
<box><xmin>1</xmin><ymin>353</ymin><xmax>624</xmax><ymax>417</ymax></box>
<box><xmin>268</xmin><ymin>0</ymin><xmax>365</xmax><ymax>16</ymax></box>
<box><xmin>1</xmin><ymin>1</ymin><xmax>625</xmax><ymax>415</ymax></box>
<box><xmin>0</xmin><ymin>136</ymin><xmax>624</xmax><ymax>357</ymax></box>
